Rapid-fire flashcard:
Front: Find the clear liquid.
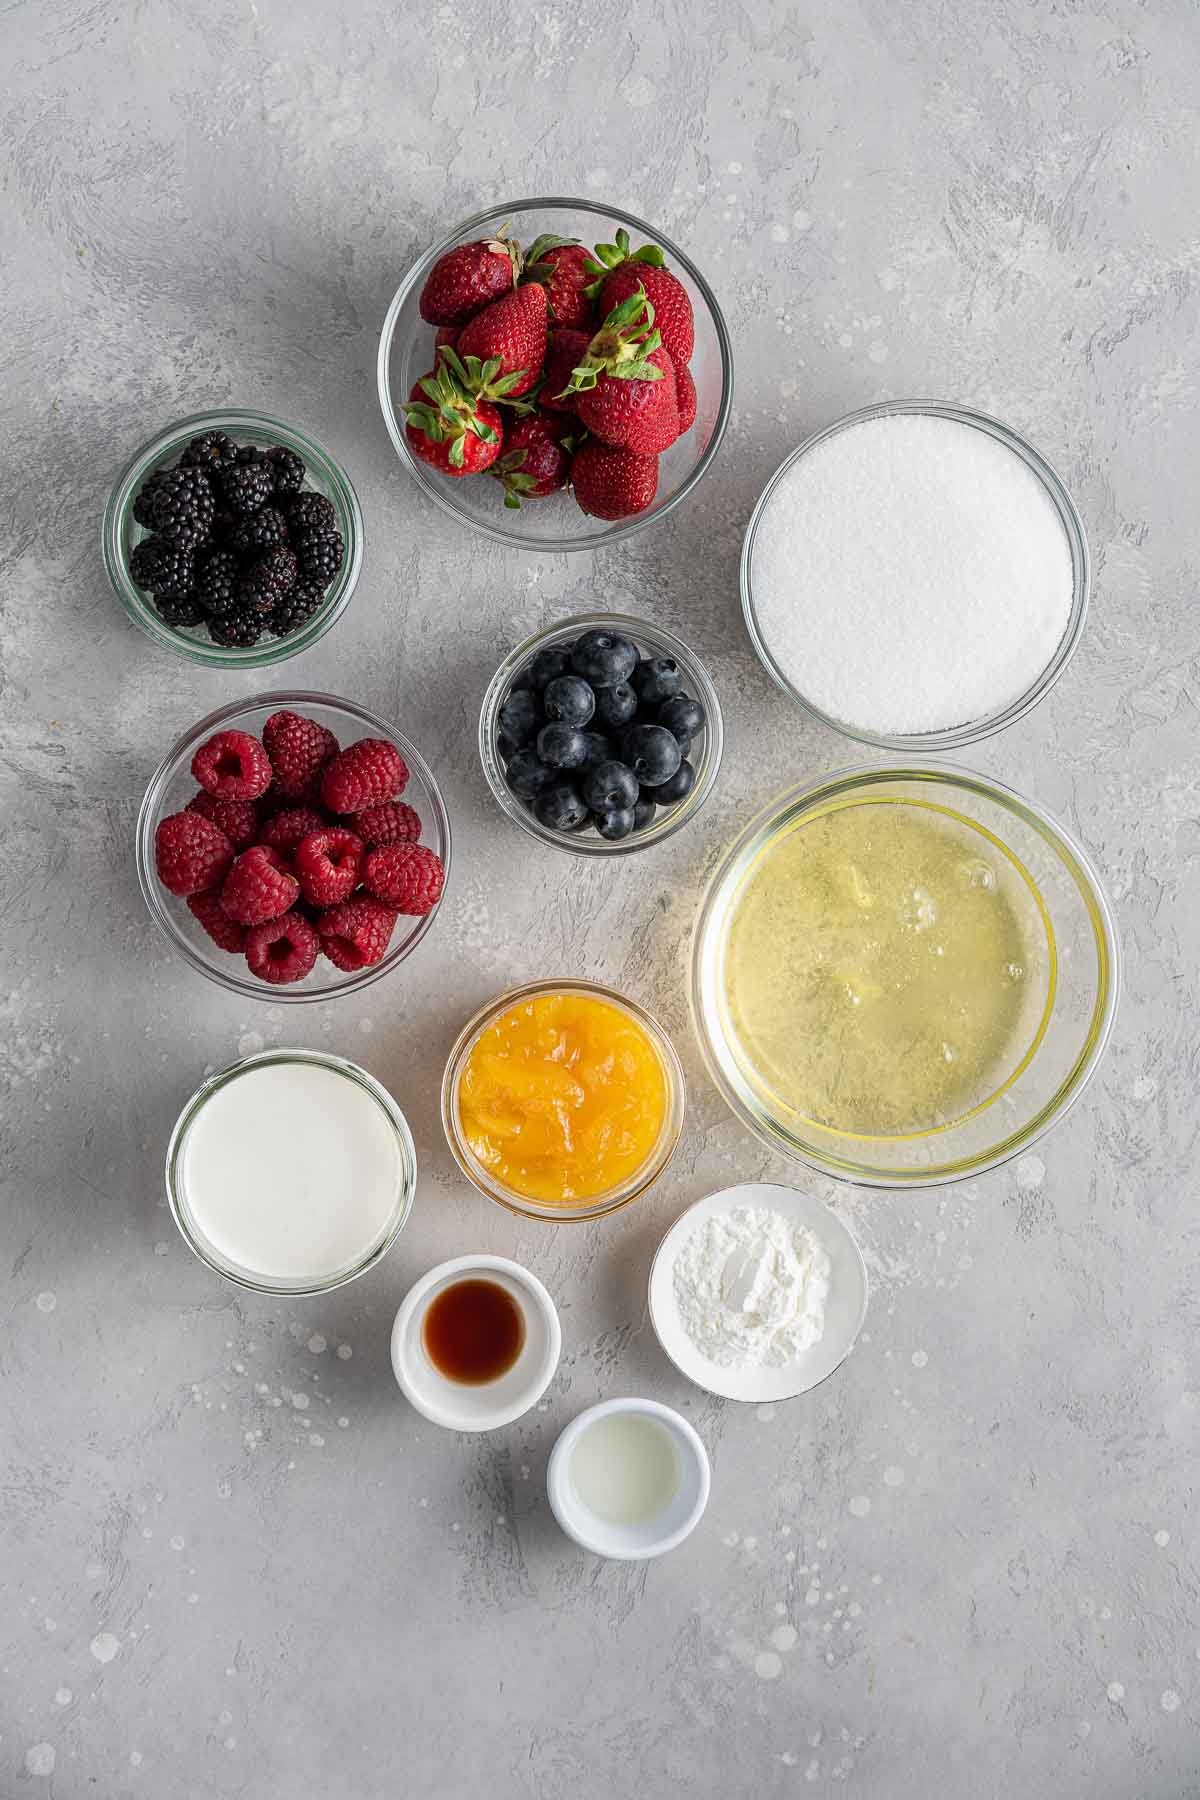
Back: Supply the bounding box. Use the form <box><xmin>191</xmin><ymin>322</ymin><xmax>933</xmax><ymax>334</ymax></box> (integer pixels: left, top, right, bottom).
<box><xmin>722</xmin><ymin>799</ymin><xmax>1048</xmax><ymax>1137</ymax></box>
<box><xmin>570</xmin><ymin>1413</ymin><xmax>680</xmax><ymax>1526</ymax></box>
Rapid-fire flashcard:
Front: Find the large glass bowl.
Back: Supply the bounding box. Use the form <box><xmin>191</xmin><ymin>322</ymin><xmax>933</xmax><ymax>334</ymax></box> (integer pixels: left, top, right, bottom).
<box><xmin>377</xmin><ymin>198</ymin><xmax>733</xmax><ymax>551</ymax></box>
<box><xmin>103</xmin><ymin>408</ymin><xmax>364</xmax><ymax>668</ymax></box>
<box><xmin>478</xmin><ymin>612</ymin><xmax>724</xmax><ymax>856</ymax></box>
<box><xmin>691</xmin><ymin>763</ymin><xmax>1120</xmax><ymax>1187</ymax></box>
<box><xmin>136</xmin><ymin>691</ymin><xmax>451</xmax><ymax>1002</ymax></box>
<box><xmin>741</xmin><ymin>400</ymin><xmax>1090</xmax><ymax>751</ymax></box>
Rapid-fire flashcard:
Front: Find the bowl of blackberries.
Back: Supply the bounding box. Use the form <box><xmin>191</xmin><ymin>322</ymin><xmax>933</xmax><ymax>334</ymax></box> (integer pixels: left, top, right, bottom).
<box><xmin>103</xmin><ymin>410</ymin><xmax>363</xmax><ymax>666</ymax></box>
<box><xmin>479</xmin><ymin>614</ymin><xmax>723</xmax><ymax>855</ymax></box>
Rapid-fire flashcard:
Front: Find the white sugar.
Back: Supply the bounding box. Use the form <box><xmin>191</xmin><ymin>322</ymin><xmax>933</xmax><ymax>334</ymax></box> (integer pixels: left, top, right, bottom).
<box><xmin>751</xmin><ymin>412</ymin><xmax>1075</xmax><ymax>735</ymax></box>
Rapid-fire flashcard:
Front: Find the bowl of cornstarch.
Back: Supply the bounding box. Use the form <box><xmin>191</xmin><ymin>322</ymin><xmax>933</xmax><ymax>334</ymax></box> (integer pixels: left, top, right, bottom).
<box><xmin>741</xmin><ymin>400</ymin><xmax>1089</xmax><ymax>750</ymax></box>
<box><xmin>649</xmin><ymin>1183</ymin><xmax>868</xmax><ymax>1403</ymax></box>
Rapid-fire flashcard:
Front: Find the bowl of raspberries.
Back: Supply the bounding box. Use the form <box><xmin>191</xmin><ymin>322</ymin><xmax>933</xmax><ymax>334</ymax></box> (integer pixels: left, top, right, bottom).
<box><xmin>138</xmin><ymin>694</ymin><xmax>450</xmax><ymax>998</ymax></box>
<box><xmin>378</xmin><ymin>199</ymin><xmax>733</xmax><ymax>550</ymax></box>
<box><xmin>104</xmin><ymin>411</ymin><xmax>363</xmax><ymax>665</ymax></box>
<box><xmin>479</xmin><ymin>614</ymin><xmax>723</xmax><ymax>854</ymax></box>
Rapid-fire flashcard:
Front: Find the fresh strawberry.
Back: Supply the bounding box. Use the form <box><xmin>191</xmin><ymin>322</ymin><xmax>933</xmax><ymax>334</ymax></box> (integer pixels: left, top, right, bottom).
<box><xmin>433</xmin><ymin>325</ymin><xmax>459</xmax><ymax>355</ymax></box>
<box><xmin>418</xmin><ymin>230</ymin><xmax>520</xmax><ymax>326</ymax></box>
<box><xmin>403</xmin><ymin>365</ymin><xmax>504</xmax><ymax>477</ymax></box>
<box><xmin>539</xmin><ymin>330</ymin><xmax>591</xmax><ymax>414</ymax></box>
<box><xmin>455</xmin><ymin>284</ymin><xmax>549</xmax><ymax>400</ymax></box>
<box><xmin>562</xmin><ymin>287</ymin><xmax>677</xmax><ymax>452</ymax></box>
<box><xmin>589</xmin><ymin>228</ymin><xmax>695</xmax><ymax>366</ymax></box>
<box><xmin>676</xmin><ymin>362</ymin><xmax>698</xmax><ymax>435</ymax></box>
<box><xmin>522</xmin><ymin>236</ymin><xmax>596</xmax><ymax>329</ymax></box>
<box><xmin>571</xmin><ymin>442</ymin><xmax>659</xmax><ymax>521</ymax></box>
<box><xmin>490</xmin><ymin>413</ymin><xmax>573</xmax><ymax>508</ymax></box>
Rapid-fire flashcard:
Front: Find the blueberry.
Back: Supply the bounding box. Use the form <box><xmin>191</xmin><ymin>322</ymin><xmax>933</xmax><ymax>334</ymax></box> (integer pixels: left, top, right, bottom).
<box><xmin>620</xmin><ymin>723</ymin><xmax>682</xmax><ymax>787</ymax></box>
<box><xmin>533</xmin><ymin>779</ymin><xmax>589</xmax><ymax>833</ymax></box>
<box><xmin>633</xmin><ymin>796</ymin><xmax>657</xmax><ymax>831</ymax></box>
<box><xmin>498</xmin><ymin>689</ymin><xmax>541</xmax><ymax>750</ymax></box>
<box><xmin>543</xmin><ymin>674</ymin><xmax>596</xmax><ymax>727</ymax></box>
<box><xmin>658</xmin><ymin>693</ymin><xmax>705</xmax><ymax>745</ymax></box>
<box><xmin>593</xmin><ymin>681</ymin><xmax>637</xmax><ymax>731</ymax></box>
<box><xmin>583</xmin><ymin>759</ymin><xmax>640</xmax><ymax>815</ymax></box>
<box><xmin>524</xmin><ymin>644</ymin><xmax>574</xmax><ymax>690</ymax></box>
<box><xmin>505</xmin><ymin>747</ymin><xmax>554</xmax><ymax>800</ymax></box>
<box><xmin>631</xmin><ymin>656</ymin><xmax>683</xmax><ymax>708</ymax></box>
<box><xmin>596</xmin><ymin>805</ymin><xmax>637</xmax><ymax>842</ymax></box>
<box><xmin>537</xmin><ymin>721</ymin><xmax>589</xmax><ymax>769</ymax></box>
<box><xmin>571</xmin><ymin>629</ymin><xmax>638</xmax><ymax>689</ymax></box>
<box><xmin>652</xmin><ymin>758</ymin><xmax>695</xmax><ymax>805</ymax></box>
<box><xmin>579</xmin><ymin>731</ymin><xmax>614</xmax><ymax>770</ymax></box>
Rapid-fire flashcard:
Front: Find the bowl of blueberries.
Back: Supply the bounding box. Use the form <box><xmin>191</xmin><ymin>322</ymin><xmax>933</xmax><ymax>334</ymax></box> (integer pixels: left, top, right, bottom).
<box><xmin>478</xmin><ymin>613</ymin><xmax>723</xmax><ymax>854</ymax></box>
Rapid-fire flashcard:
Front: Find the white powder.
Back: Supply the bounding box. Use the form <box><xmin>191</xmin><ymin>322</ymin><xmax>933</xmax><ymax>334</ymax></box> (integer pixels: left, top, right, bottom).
<box><xmin>751</xmin><ymin>412</ymin><xmax>1075</xmax><ymax>735</ymax></box>
<box><xmin>673</xmin><ymin>1206</ymin><xmax>831</xmax><ymax>1368</ymax></box>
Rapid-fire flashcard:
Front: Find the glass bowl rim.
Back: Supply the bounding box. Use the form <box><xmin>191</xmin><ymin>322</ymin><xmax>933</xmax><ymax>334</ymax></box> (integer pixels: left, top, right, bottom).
<box><xmin>376</xmin><ymin>195</ymin><xmax>735</xmax><ymax>553</ymax></box>
<box><xmin>690</xmin><ymin>758</ymin><xmax>1121</xmax><ymax>1188</ymax></box>
<box><xmin>441</xmin><ymin>977</ymin><xmax>687</xmax><ymax>1221</ymax></box>
<box><xmin>478</xmin><ymin>611</ymin><xmax>725</xmax><ymax>857</ymax></box>
<box><xmin>165</xmin><ymin>1047</ymin><xmax>417</xmax><ymax>1295</ymax></box>
<box><xmin>135</xmin><ymin>688</ymin><xmax>452</xmax><ymax>1003</ymax></box>
<box><xmin>102</xmin><ymin>407</ymin><xmax>365</xmax><ymax>668</ymax></box>
<box><xmin>740</xmin><ymin>398</ymin><xmax>1091</xmax><ymax>751</ymax></box>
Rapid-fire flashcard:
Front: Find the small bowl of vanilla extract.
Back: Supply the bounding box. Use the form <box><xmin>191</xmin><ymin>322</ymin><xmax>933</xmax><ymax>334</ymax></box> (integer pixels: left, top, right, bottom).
<box><xmin>390</xmin><ymin>1254</ymin><xmax>561</xmax><ymax>1432</ymax></box>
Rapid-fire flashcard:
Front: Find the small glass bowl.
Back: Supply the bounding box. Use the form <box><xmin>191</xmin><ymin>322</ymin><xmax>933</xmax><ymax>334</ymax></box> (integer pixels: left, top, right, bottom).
<box><xmin>103</xmin><ymin>408</ymin><xmax>364</xmax><ymax>667</ymax></box>
<box><xmin>741</xmin><ymin>399</ymin><xmax>1091</xmax><ymax>751</ymax></box>
<box><xmin>377</xmin><ymin>197</ymin><xmax>734</xmax><ymax>552</ymax></box>
<box><xmin>441</xmin><ymin>979</ymin><xmax>686</xmax><ymax>1223</ymax></box>
<box><xmin>479</xmin><ymin>612</ymin><xmax>724</xmax><ymax>856</ymax></box>
<box><xmin>166</xmin><ymin>1048</ymin><xmax>416</xmax><ymax>1295</ymax></box>
<box><xmin>136</xmin><ymin>690</ymin><xmax>451</xmax><ymax>1002</ymax></box>
<box><xmin>691</xmin><ymin>762</ymin><xmax>1120</xmax><ymax>1188</ymax></box>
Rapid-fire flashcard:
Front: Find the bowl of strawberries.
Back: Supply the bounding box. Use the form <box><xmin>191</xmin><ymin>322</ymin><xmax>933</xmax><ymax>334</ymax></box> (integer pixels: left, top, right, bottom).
<box><xmin>378</xmin><ymin>198</ymin><xmax>733</xmax><ymax>549</ymax></box>
<box><xmin>137</xmin><ymin>693</ymin><xmax>451</xmax><ymax>1001</ymax></box>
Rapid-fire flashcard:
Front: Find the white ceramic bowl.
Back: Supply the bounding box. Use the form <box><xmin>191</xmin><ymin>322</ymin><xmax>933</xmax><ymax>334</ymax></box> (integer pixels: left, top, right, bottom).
<box><xmin>390</xmin><ymin>1254</ymin><xmax>561</xmax><ymax>1432</ymax></box>
<box><xmin>546</xmin><ymin>1397</ymin><xmax>710</xmax><ymax>1560</ymax></box>
<box><xmin>648</xmin><ymin>1183</ymin><xmax>869</xmax><ymax>1403</ymax></box>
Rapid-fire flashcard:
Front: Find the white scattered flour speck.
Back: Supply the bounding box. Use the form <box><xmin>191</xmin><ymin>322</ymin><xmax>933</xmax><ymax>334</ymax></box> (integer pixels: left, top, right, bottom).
<box><xmin>1107</xmin><ymin>1681</ymin><xmax>1125</xmax><ymax>1702</ymax></box>
<box><xmin>290</xmin><ymin>1391</ymin><xmax>310</xmax><ymax>1410</ymax></box>
<box><xmin>25</xmin><ymin>1744</ymin><xmax>56</xmax><ymax>1777</ymax></box>
<box><xmin>90</xmin><ymin>1632</ymin><xmax>120</xmax><ymax>1664</ymax></box>
<box><xmin>1155</xmin><ymin>1529</ymin><xmax>1171</xmax><ymax>1546</ymax></box>
<box><xmin>755</xmin><ymin>1650</ymin><xmax>783</xmax><ymax>1680</ymax></box>
<box><xmin>54</xmin><ymin>1688</ymin><xmax>72</xmax><ymax>1707</ymax></box>
<box><xmin>307</xmin><ymin>1334</ymin><xmax>327</xmax><ymax>1354</ymax></box>
<box><xmin>336</xmin><ymin>1343</ymin><xmax>352</xmax><ymax>1361</ymax></box>
<box><xmin>35</xmin><ymin>1291</ymin><xmax>56</xmax><ymax>1313</ymax></box>
<box><xmin>771</xmin><ymin>1624</ymin><xmax>799</xmax><ymax>1652</ymax></box>
<box><xmin>672</xmin><ymin>1206</ymin><xmax>831</xmax><ymax>1367</ymax></box>
<box><xmin>883</xmin><ymin>1465</ymin><xmax>906</xmax><ymax>1487</ymax></box>
<box><xmin>1161</xmin><ymin>1689</ymin><xmax>1181</xmax><ymax>1713</ymax></box>
<box><xmin>911</xmin><ymin>1349</ymin><xmax>929</xmax><ymax>1368</ymax></box>
<box><xmin>849</xmin><ymin>1495</ymin><xmax>871</xmax><ymax>1517</ymax></box>
<box><xmin>237</xmin><ymin>1031</ymin><xmax>264</xmax><ymax>1058</ymax></box>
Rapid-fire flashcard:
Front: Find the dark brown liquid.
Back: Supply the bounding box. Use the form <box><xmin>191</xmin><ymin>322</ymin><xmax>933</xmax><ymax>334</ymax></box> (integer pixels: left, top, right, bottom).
<box><xmin>422</xmin><ymin>1279</ymin><xmax>526</xmax><ymax>1385</ymax></box>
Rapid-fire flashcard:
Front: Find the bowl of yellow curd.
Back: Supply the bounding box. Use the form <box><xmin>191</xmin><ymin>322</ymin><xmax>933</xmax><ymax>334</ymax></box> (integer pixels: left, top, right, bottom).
<box><xmin>442</xmin><ymin>981</ymin><xmax>686</xmax><ymax>1222</ymax></box>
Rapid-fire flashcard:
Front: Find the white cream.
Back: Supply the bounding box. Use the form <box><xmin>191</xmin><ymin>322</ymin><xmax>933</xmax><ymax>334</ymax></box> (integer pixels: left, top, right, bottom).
<box><xmin>179</xmin><ymin>1060</ymin><xmax>405</xmax><ymax>1286</ymax></box>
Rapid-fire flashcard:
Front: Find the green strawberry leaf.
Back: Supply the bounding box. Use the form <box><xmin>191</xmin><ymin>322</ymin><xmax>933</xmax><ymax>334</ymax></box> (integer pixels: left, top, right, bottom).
<box><xmin>448</xmin><ymin>434</ymin><xmax>466</xmax><ymax>469</ymax></box>
<box><xmin>630</xmin><ymin>243</ymin><xmax>665</xmax><ymax>268</ymax></box>
<box><xmin>523</xmin><ymin>233</ymin><xmax>580</xmax><ymax>266</ymax></box>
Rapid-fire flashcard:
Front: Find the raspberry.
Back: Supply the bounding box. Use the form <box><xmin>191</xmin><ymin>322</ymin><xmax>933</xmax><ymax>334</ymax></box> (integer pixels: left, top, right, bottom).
<box><xmin>316</xmin><ymin>896</ymin><xmax>398</xmax><ymax>971</ymax></box>
<box><xmin>191</xmin><ymin>729</ymin><xmax>273</xmax><ymax>800</ymax></box>
<box><xmin>293</xmin><ymin>827</ymin><xmax>364</xmax><ymax>906</ymax></box>
<box><xmin>363</xmin><ymin>843</ymin><xmax>445</xmax><ymax>915</ymax></box>
<box><xmin>355</xmin><ymin>801</ymin><xmax>421</xmax><ymax>848</ymax></box>
<box><xmin>258</xmin><ymin>806</ymin><xmax>327</xmax><ymax>855</ymax></box>
<box><xmin>220</xmin><ymin>844</ymin><xmax>299</xmax><ymax>925</ymax></box>
<box><xmin>154</xmin><ymin>811</ymin><xmax>234</xmax><ymax>897</ymax></box>
<box><xmin>321</xmin><ymin>738</ymin><xmax>408</xmax><ymax>814</ymax></box>
<box><xmin>186</xmin><ymin>791</ymin><xmax>259</xmax><ymax>849</ymax></box>
<box><xmin>262</xmin><ymin>710</ymin><xmax>339</xmax><ymax>802</ymax></box>
<box><xmin>244</xmin><ymin>911</ymin><xmax>319</xmax><ymax>985</ymax></box>
<box><xmin>187</xmin><ymin>890</ymin><xmax>247</xmax><ymax>953</ymax></box>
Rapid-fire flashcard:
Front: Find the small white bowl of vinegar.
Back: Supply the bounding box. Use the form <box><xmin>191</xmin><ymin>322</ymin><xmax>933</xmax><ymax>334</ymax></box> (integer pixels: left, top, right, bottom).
<box><xmin>546</xmin><ymin>1397</ymin><xmax>710</xmax><ymax>1560</ymax></box>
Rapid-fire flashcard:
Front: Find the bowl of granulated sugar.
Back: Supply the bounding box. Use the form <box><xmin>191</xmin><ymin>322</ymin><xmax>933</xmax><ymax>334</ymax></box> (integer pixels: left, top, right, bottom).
<box><xmin>741</xmin><ymin>400</ymin><xmax>1089</xmax><ymax>749</ymax></box>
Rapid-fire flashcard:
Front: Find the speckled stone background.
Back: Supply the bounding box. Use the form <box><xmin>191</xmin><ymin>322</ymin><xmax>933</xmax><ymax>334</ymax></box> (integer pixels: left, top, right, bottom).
<box><xmin>3</xmin><ymin>1</ymin><xmax>1198</xmax><ymax>1795</ymax></box>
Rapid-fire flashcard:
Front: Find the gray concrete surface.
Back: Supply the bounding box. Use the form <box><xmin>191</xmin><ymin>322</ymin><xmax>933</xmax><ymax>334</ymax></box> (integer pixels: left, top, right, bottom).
<box><xmin>3</xmin><ymin>2</ymin><xmax>1198</xmax><ymax>1795</ymax></box>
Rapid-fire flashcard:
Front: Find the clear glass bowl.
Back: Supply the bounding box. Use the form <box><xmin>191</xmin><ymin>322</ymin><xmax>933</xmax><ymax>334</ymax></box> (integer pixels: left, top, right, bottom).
<box><xmin>136</xmin><ymin>691</ymin><xmax>451</xmax><ymax>1002</ymax></box>
<box><xmin>478</xmin><ymin>612</ymin><xmax>724</xmax><ymax>856</ymax></box>
<box><xmin>103</xmin><ymin>408</ymin><xmax>364</xmax><ymax>667</ymax></box>
<box><xmin>441</xmin><ymin>980</ymin><xmax>686</xmax><ymax>1222</ymax></box>
<box><xmin>166</xmin><ymin>1048</ymin><xmax>416</xmax><ymax>1295</ymax></box>
<box><xmin>741</xmin><ymin>400</ymin><xmax>1091</xmax><ymax>751</ymax></box>
<box><xmin>377</xmin><ymin>198</ymin><xmax>734</xmax><ymax>551</ymax></box>
<box><xmin>692</xmin><ymin>763</ymin><xmax>1120</xmax><ymax>1187</ymax></box>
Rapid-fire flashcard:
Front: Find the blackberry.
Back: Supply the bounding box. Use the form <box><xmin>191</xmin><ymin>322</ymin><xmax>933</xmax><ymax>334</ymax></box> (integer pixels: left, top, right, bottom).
<box><xmin>152</xmin><ymin>591</ymin><xmax>206</xmax><ymax>628</ymax></box>
<box><xmin>220</xmin><ymin>461</ymin><xmax>273</xmax><ymax>516</ymax></box>
<box><xmin>267</xmin><ymin>579</ymin><xmax>326</xmax><ymax>638</ymax></box>
<box><xmin>230</xmin><ymin>506</ymin><xmax>289</xmax><ymax>556</ymax></box>
<box><xmin>132</xmin><ymin>468</ymin><xmax>169</xmax><ymax>528</ymax></box>
<box><xmin>180</xmin><ymin>430</ymin><xmax>238</xmax><ymax>477</ymax></box>
<box><xmin>240</xmin><ymin>547</ymin><xmax>299</xmax><ymax>613</ymax></box>
<box><xmin>235</xmin><ymin>444</ymin><xmax>265</xmax><ymax>464</ymax></box>
<box><xmin>294</xmin><ymin>527</ymin><xmax>344</xmax><ymax>589</ymax></box>
<box><xmin>128</xmin><ymin>537</ymin><xmax>195</xmax><ymax>597</ymax></box>
<box><xmin>142</xmin><ymin>466</ymin><xmax>214</xmax><ymax>547</ymax></box>
<box><xmin>194</xmin><ymin>547</ymin><xmax>241</xmax><ymax>617</ymax></box>
<box><xmin>266</xmin><ymin>445</ymin><xmax>306</xmax><ymax>494</ymax></box>
<box><xmin>279</xmin><ymin>491</ymin><xmax>336</xmax><ymax>532</ymax></box>
<box><xmin>208</xmin><ymin>601</ymin><xmax>263</xmax><ymax>648</ymax></box>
